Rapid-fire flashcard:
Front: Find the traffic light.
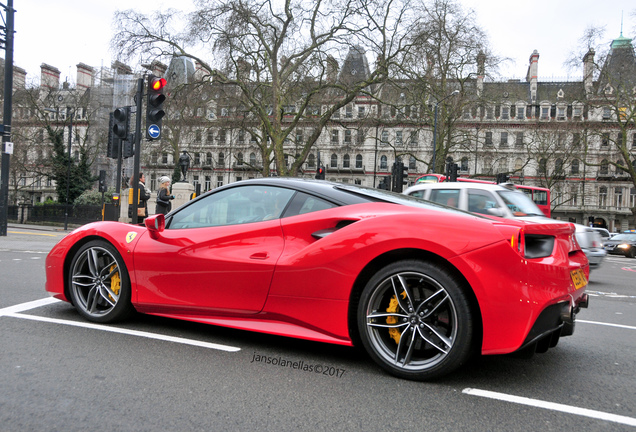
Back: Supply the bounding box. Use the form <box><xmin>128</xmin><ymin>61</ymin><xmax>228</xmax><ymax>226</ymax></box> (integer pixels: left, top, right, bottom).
<box><xmin>122</xmin><ymin>138</ymin><xmax>135</xmax><ymax>159</ymax></box>
<box><xmin>112</xmin><ymin>107</ymin><xmax>130</xmax><ymax>140</ymax></box>
<box><xmin>98</xmin><ymin>170</ymin><xmax>107</xmax><ymax>192</ymax></box>
<box><xmin>106</xmin><ymin>112</ymin><xmax>120</xmax><ymax>159</ymax></box>
<box><xmin>449</xmin><ymin>163</ymin><xmax>459</xmax><ymax>182</ymax></box>
<box><xmin>146</xmin><ymin>75</ymin><xmax>167</xmax><ymax>140</ymax></box>
<box><xmin>395</xmin><ymin>161</ymin><xmax>408</xmax><ymax>192</ymax></box>
<box><xmin>496</xmin><ymin>173</ymin><xmax>510</xmax><ymax>184</ymax></box>
<box><xmin>315</xmin><ymin>166</ymin><xmax>326</xmax><ymax>180</ymax></box>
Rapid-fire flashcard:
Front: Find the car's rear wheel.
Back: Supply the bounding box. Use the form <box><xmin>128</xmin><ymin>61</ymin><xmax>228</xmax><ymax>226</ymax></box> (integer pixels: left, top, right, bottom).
<box><xmin>357</xmin><ymin>260</ymin><xmax>474</xmax><ymax>380</ymax></box>
<box><xmin>68</xmin><ymin>240</ymin><xmax>133</xmax><ymax>323</ymax></box>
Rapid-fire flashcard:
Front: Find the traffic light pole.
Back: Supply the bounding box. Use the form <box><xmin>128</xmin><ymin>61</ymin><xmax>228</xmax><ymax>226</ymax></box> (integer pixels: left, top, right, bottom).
<box><xmin>131</xmin><ymin>77</ymin><xmax>144</xmax><ymax>225</ymax></box>
<box><xmin>0</xmin><ymin>0</ymin><xmax>14</xmax><ymax>236</ymax></box>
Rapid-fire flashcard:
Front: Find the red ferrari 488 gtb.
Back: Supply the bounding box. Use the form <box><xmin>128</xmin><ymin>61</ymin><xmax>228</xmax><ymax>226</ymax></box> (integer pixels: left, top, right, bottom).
<box><xmin>45</xmin><ymin>178</ymin><xmax>589</xmax><ymax>380</ymax></box>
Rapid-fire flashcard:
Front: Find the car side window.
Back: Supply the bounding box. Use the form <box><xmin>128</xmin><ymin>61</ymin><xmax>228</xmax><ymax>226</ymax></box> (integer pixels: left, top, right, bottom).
<box><xmin>467</xmin><ymin>190</ymin><xmax>499</xmax><ymax>214</ymax></box>
<box><xmin>168</xmin><ymin>185</ymin><xmax>295</xmax><ymax>229</ymax></box>
<box><xmin>408</xmin><ymin>190</ymin><xmax>426</xmax><ymax>199</ymax></box>
<box><xmin>283</xmin><ymin>192</ymin><xmax>337</xmax><ymax>217</ymax></box>
<box><xmin>429</xmin><ymin>189</ymin><xmax>460</xmax><ymax>208</ymax></box>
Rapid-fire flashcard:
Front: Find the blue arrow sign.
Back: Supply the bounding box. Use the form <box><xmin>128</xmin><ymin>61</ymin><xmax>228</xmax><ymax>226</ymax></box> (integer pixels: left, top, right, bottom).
<box><xmin>147</xmin><ymin>124</ymin><xmax>161</xmax><ymax>139</ymax></box>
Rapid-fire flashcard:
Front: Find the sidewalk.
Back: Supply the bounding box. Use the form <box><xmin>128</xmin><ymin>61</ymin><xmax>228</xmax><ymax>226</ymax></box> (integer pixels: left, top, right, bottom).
<box><xmin>7</xmin><ymin>223</ymin><xmax>74</xmax><ymax>233</ymax></box>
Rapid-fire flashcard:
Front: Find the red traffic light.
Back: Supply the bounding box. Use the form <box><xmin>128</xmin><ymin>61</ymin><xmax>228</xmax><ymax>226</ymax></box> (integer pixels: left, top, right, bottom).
<box><xmin>151</xmin><ymin>77</ymin><xmax>167</xmax><ymax>91</ymax></box>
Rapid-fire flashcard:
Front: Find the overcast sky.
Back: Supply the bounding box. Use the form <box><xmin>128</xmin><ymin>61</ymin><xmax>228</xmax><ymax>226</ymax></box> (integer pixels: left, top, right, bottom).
<box><xmin>12</xmin><ymin>0</ymin><xmax>633</xmax><ymax>85</ymax></box>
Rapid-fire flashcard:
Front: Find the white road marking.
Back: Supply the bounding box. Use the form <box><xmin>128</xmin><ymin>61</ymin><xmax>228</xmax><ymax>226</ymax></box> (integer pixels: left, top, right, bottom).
<box><xmin>578</xmin><ymin>320</ymin><xmax>636</xmax><ymax>331</ymax></box>
<box><xmin>463</xmin><ymin>388</ymin><xmax>636</xmax><ymax>427</ymax></box>
<box><xmin>1</xmin><ymin>297</ymin><xmax>240</xmax><ymax>352</ymax></box>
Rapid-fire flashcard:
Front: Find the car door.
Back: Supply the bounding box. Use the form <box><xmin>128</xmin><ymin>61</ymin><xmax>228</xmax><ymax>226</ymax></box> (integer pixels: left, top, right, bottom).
<box><xmin>133</xmin><ymin>185</ymin><xmax>295</xmax><ymax>314</ymax></box>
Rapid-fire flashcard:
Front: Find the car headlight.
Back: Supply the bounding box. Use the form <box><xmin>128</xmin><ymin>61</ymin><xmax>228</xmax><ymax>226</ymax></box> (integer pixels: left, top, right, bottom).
<box><xmin>618</xmin><ymin>244</ymin><xmax>630</xmax><ymax>249</ymax></box>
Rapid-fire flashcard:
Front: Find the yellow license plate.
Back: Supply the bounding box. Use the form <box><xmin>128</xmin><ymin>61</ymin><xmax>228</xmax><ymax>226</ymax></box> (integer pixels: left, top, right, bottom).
<box><xmin>570</xmin><ymin>269</ymin><xmax>587</xmax><ymax>289</ymax></box>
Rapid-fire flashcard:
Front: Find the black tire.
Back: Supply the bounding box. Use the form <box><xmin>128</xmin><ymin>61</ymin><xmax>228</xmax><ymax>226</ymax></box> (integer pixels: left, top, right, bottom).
<box><xmin>625</xmin><ymin>247</ymin><xmax>636</xmax><ymax>259</ymax></box>
<box><xmin>357</xmin><ymin>260</ymin><xmax>474</xmax><ymax>380</ymax></box>
<box><xmin>68</xmin><ymin>240</ymin><xmax>133</xmax><ymax>323</ymax></box>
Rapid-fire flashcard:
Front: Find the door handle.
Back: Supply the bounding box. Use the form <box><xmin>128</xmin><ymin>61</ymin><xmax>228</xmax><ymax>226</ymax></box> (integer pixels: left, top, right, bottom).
<box><xmin>249</xmin><ymin>252</ymin><xmax>269</xmax><ymax>260</ymax></box>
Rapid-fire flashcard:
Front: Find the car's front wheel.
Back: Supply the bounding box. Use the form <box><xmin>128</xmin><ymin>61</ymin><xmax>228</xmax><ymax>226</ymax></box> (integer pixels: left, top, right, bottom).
<box><xmin>68</xmin><ymin>240</ymin><xmax>133</xmax><ymax>323</ymax></box>
<box><xmin>625</xmin><ymin>247</ymin><xmax>636</xmax><ymax>258</ymax></box>
<box><xmin>357</xmin><ymin>260</ymin><xmax>474</xmax><ymax>380</ymax></box>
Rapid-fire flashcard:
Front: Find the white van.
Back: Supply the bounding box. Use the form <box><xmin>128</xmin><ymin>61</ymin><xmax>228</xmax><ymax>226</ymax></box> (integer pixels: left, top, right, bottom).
<box><xmin>403</xmin><ymin>182</ymin><xmax>546</xmax><ymax>220</ymax></box>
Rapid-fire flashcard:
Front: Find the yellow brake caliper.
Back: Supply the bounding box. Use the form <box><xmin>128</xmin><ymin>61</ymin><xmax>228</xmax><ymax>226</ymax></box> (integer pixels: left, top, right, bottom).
<box><xmin>109</xmin><ymin>265</ymin><xmax>121</xmax><ymax>301</ymax></box>
<box><xmin>386</xmin><ymin>291</ymin><xmax>407</xmax><ymax>344</ymax></box>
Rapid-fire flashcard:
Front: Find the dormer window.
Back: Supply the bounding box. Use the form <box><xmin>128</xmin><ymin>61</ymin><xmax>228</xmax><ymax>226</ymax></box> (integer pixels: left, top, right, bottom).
<box><xmin>602</xmin><ymin>107</ymin><xmax>611</xmax><ymax>120</ymax></box>
<box><xmin>501</xmin><ymin>106</ymin><xmax>510</xmax><ymax>120</ymax></box>
<box><xmin>556</xmin><ymin>106</ymin><xmax>566</xmax><ymax>120</ymax></box>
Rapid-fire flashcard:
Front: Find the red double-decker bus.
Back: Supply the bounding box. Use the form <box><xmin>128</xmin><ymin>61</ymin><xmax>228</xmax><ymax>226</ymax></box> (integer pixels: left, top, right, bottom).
<box><xmin>414</xmin><ymin>174</ymin><xmax>551</xmax><ymax>217</ymax></box>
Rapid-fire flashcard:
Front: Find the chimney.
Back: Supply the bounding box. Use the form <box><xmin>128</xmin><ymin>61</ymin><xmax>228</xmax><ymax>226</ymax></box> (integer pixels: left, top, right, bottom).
<box><xmin>40</xmin><ymin>63</ymin><xmax>61</xmax><ymax>89</ymax></box>
<box><xmin>111</xmin><ymin>61</ymin><xmax>133</xmax><ymax>75</ymax></box>
<box><xmin>327</xmin><ymin>56</ymin><xmax>338</xmax><ymax>82</ymax></box>
<box><xmin>583</xmin><ymin>49</ymin><xmax>595</xmax><ymax>95</ymax></box>
<box><xmin>476</xmin><ymin>51</ymin><xmax>486</xmax><ymax>95</ymax></box>
<box><xmin>76</xmin><ymin>63</ymin><xmax>95</xmax><ymax>89</ymax></box>
<box><xmin>13</xmin><ymin>66</ymin><xmax>26</xmax><ymax>90</ymax></box>
<box><xmin>526</xmin><ymin>50</ymin><xmax>539</xmax><ymax>102</ymax></box>
<box><xmin>148</xmin><ymin>60</ymin><xmax>167</xmax><ymax>77</ymax></box>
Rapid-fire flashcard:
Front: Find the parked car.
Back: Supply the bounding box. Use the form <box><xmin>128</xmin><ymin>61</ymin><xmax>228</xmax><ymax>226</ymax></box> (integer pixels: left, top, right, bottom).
<box><xmin>403</xmin><ymin>182</ymin><xmax>606</xmax><ymax>269</ymax></box>
<box><xmin>45</xmin><ymin>178</ymin><xmax>589</xmax><ymax>381</ymax></box>
<box><xmin>603</xmin><ymin>233</ymin><xmax>636</xmax><ymax>258</ymax></box>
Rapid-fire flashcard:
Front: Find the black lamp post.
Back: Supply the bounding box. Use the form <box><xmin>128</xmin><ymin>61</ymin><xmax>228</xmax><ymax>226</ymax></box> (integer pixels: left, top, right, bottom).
<box><xmin>64</xmin><ymin>107</ymin><xmax>73</xmax><ymax>231</ymax></box>
<box><xmin>431</xmin><ymin>90</ymin><xmax>459</xmax><ymax>174</ymax></box>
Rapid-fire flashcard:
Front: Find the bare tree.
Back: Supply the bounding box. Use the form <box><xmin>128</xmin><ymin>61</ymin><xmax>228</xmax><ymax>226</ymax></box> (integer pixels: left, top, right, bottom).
<box><xmin>113</xmin><ymin>0</ymin><xmax>420</xmax><ymax>176</ymax></box>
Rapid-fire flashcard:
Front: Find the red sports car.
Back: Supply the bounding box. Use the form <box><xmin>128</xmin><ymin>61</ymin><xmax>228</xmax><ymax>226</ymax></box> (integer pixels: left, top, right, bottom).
<box><xmin>45</xmin><ymin>178</ymin><xmax>589</xmax><ymax>380</ymax></box>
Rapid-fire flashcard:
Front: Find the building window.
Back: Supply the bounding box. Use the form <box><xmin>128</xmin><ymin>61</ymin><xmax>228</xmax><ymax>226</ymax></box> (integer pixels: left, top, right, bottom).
<box><xmin>343</xmin><ymin>154</ymin><xmax>350</xmax><ymax>168</ymax></box>
<box><xmin>380</xmin><ymin>155</ymin><xmax>388</xmax><ymax>170</ymax></box>
<box><xmin>556</xmin><ymin>106</ymin><xmax>566</xmax><ymax>120</ymax></box>
<box><xmin>463</xmin><ymin>107</ymin><xmax>471</xmax><ymax>119</ymax></box>
<box><xmin>205</xmin><ymin>176</ymin><xmax>211</xmax><ymax>191</ymax></box>
<box><xmin>599</xmin><ymin>186</ymin><xmax>607</xmax><ymax>209</ymax></box>
<box><xmin>515</xmin><ymin>132</ymin><xmax>524</xmax><ymax>148</ymax></box>
<box><xmin>345</xmin><ymin>105</ymin><xmax>353</xmax><ymax>118</ymax></box>
<box><xmin>617</xmin><ymin>132</ymin><xmax>625</xmax><ymax>147</ymax></box>
<box><xmin>570</xmin><ymin>187</ymin><xmax>578</xmax><ymax>207</ymax></box>
<box><xmin>555</xmin><ymin>158</ymin><xmax>564</xmax><ymax>175</ymax></box>
<box><xmin>216</xmin><ymin>176</ymin><xmax>223</xmax><ymax>188</ymax></box>
<box><xmin>308</xmin><ymin>154</ymin><xmax>316</xmax><ymax>168</ymax></box>
<box><xmin>602</xmin><ymin>107</ymin><xmax>611</xmax><ymax>120</ymax></box>
<box><xmin>571</xmin><ymin>159</ymin><xmax>580</xmax><ymax>175</ymax></box>
<box><xmin>516</xmin><ymin>106</ymin><xmax>525</xmax><ymax>119</ymax></box>
<box><xmin>601</xmin><ymin>133</ymin><xmax>610</xmax><ymax>147</ymax></box>
<box><xmin>632</xmin><ymin>133</ymin><xmax>636</xmax><ymax>148</ymax></box>
<box><xmin>195</xmin><ymin>130</ymin><xmax>202</xmax><ymax>142</ymax></box>
<box><xmin>331</xmin><ymin>129</ymin><xmax>339</xmax><ymax>144</ymax></box>
<box><xmin>500</xmin><ymin>132</ymin><xmax>508</xmax><ymax>147</ymax></box>
<box><xmin>573</xmin><ymin>106</ymin><xmax>582</xmax><ymax>118</ymax></box>
<box><xmin>410</xmin><ymin>131</ymin><xmax>418</xmax><ymax>146</ymax></box>
<box><xmin>572</xmin><ymin>133</ymin><xmax>581</xmax><ymax>147</ymax></box>
<box><xmin>236</xmin><ymin>152</ymin><xmax>244</xmax><ymax>165</ymax></box>
<box><xmin>485</xmin><ymin>132</ymin><xmax>493</xmax><ymax>147</ymax></box>
<box><xmin>250</xmin><ymin>152</ymin><xmax>257</xmax><ymax>166</ymax></box>
<box><xmin>409</xmin><ymin>156</ymin><xmax>416</xmax><ymax>170</ymax></box>
<box><xmin>614</xmin><ymin>187</ymin><xmax>623</xmax><ymax>210</ymax></box>
<box><xmin>501</xmin><ymin>106</ymin><xmax>509</xmax><ymax>120</ymax></box>
<box><xmin>206</xmin><ymin>152</ymin><xmax>213</xmax><ymax>166</ymax></box>
<box><xmin>218</xmin><ymin>152</ymin><xmax>225</xmax><ymax>167</ymax></box>
<box><xmin>238</xmin><ymin>130</ymin><xmax>245</xmax><ymax>143</ymax></box>
<box><xmin>355</xmin><ymin>154</ymin><xmax>363</xmax><ymax>169</ymax></box>
<box><xmin>538</xmin><ymin>158</ymin><xmax>547</xmax><ymax>175</ymax></box>
<box><xmin>396</xmin><ymin>131</ymin><xmax>403</xmax><ymax>146</ymax></box>
<box><xmin>207</xmin><ymin>130</ymin><xmax>214</xmax><ymax>142</ymax></box>
<box><xmin>358</xmin><ymin>106</ymin><xmax>365</xmax><ymax>117</ymax></box>
<box><xmin>381</xmin><ymin>130</ymin><xmax>389</xmax><ymax>145</ymax></box>
<box><xmin>599</xmin><ymin>159</ymin><xmax>609</xmax><ymax>175</ymax></box>
<box><xmin>194</xmin><ymin>152</ymin><xmax>200</xmax><ymax>165</ymax></box>
<box><xmin>344</xmin><ymin>130</ymin><xmax>352</xmax><ymax>144</ymax></box>
<box><xmin>486</xmin><ymin>107</ymin><xmax>494</xmax><ymax>120</ymax></box>
<box><xmin>460</xmin><ymin>157</ymin><xmax>469</xmax><ymax>173</ymax></box>
<box><xmin>330</xmin><ymin>153</ymin><xmax>338</xmax><ymax>168</ymax></box>
<box><xmin>540</xmin><ymin>106</ymin><xmax>549</xmax><ymax>120</ymax></box>
<box><xmin>630</xmin><ymin>188</ymin><xmax>636</xmax><ymax>208</ymax></box>
<box><xmin>219</xmin><ymin>129</ymin><xmax>227</xmax><ymax>144</ymax></box>
<box><xmin>162</xmin><ymin>153</ymin><xmax>168</xmax><ymax>164</ymax></box>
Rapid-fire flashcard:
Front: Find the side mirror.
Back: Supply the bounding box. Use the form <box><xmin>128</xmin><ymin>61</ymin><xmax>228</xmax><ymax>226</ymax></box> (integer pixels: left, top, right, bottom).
<box><xmin>486</xmin><ymin>207</ymin><xmax>505</xmax><ymax>217</ymax></box>
<box><xmin>145</xmin><ymin>214</ymin><xmax>165</xmax><ymax>239</ymax></box>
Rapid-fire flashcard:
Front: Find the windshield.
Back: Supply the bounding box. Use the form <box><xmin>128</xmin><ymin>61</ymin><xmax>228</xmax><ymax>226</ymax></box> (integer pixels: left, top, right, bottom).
<box><xmin>496</xmin><ymin>190</ymin><xmax>545</xmax><ymax>217</ymax></box>
<box><xmin>611</xmin><ymin>234</ymin><xmax>636</xmax><ymax>241</ymax></box>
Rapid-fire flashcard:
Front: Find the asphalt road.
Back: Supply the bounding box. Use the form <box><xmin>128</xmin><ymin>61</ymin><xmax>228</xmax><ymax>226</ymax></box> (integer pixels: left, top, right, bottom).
<box><xmin>1</xmin><ymin>225</ymin><xmax>635</xmax><ymax>431</ymax></box>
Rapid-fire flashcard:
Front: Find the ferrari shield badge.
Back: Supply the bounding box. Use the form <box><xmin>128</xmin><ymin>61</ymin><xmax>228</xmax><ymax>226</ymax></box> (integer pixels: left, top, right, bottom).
<box><xmin>126</xmin><ymin>232</ymin><xmax>138</xmax><ymax>244</ymax></box>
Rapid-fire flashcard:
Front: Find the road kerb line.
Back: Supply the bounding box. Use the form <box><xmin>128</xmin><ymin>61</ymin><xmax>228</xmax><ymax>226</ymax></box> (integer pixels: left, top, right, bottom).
<box><xmin>578</xmin><ymin>320</ymin><xmax>636</xmax><ymax>330</ymax></box>
<box><xmin>462</xmin><ymin>388</ymin><xmax>636</xmax><ymax>427</ymax></box>
<box><xmin>7</xmin><ymin>312</ymin><xmax>241</xmax><ymax>352</ymax></box>
<box><xmin>0</xmin><ymin>297</ymin><xmax>60</xmax><ymax>316</ymax></box>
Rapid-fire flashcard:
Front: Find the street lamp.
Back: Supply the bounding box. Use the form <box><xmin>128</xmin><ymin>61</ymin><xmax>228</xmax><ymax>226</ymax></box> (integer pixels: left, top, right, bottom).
<box><xmin>431</xmin><ymin>89</ymin><xmax>460</xmax><ymax>174</ymax></box>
